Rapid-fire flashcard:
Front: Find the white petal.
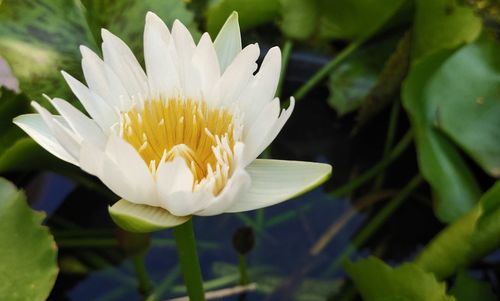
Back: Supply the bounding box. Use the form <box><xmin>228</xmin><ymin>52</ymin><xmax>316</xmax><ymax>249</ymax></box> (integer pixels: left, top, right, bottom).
<box><xmin>31</xmin><ymin>101</ymin><xmax>81</xmax><ymax>160</ymax></box>
<box><xmin>239</xmin><ymin>46</ymin><xmax>282</xmax><ymax>126</ymax></box>
<box><xmin>214</xmin><ymin>11</ymin><xmax>241</xmax><ymax>73</ymax></box>
<box><xmin>144</xmin><ymin>12</ymin><xmax>180</xmax><ymax>99</ymax></box>
<box><xmin>195</xmin><ymin>168</ymin><xmax>251</xmax><ymax>216</ymax></box>
<box><xmin>62</xmin><ymin>71</ymin><xmax>119</xmax><ymax>131</ymax></box>
<box><xmin>156</xmin><ymin>158</ymin><xmax>205</xmax><ymax>216</ymax></box>
<box><xmin>242</xmin><ymin>97</ymin><xmax>294</xmax><ymax>166</ymax></box>
<box><xmin>210</xmin><ymin>43</ymin><xmax>259</xmax><ymax>107</ymax></box>
<box><xmin>49</xmin><ymin>97</ymin><xmax>106</xmax><ymax>148</ymax></box>
<box><xmin>101</xmin><ymin>29</ymin><xmax>149</xmax><ymax>101</ymax></box>
<box><xmin>79</xmin><ymin>139</ymin><xmax>104</xmax><ymax>175</ymax></box>
<box><xmin>99</xmin><ymin>136</ymin><xmax>157</xmax><ymax>206</ymax></box>
<box><xmin>171</xmin><ymin>20</ymin><xmax>201</xmax><ymax>100</ymax></box>
<box><xmin>192</xmin><ymin>32</ymin><xmax>220</xmax><ymax>100</ymax></box>
<box><xmin>156</xmin><ymin>157</ymin><xmax>194</xmax><ymax>194</ymax></box>
<box><xmin>79</xmin><ymin>46</ymin><xmax>132</xmax><ymax>110</ymax></box>
<box><xmin>225</xmin><ymin>159</ymin><xmax>332</xmax><ymax>212</ymax></box>
<box><xmin>13</xmin><ymin>114</ymin><xmax>78</xmax><ymax>165</ymax></box>
<box><xmin>109</xmin><ymin>199</ymin><xmax>189</xmax><ymax>233</ymax></box>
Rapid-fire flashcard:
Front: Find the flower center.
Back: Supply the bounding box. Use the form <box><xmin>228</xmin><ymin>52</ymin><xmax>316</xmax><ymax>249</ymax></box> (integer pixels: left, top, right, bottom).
<box><xmin>120</xmin><ymin>98</ymin><xmax>237</xmax><ymax>194</ymax></box>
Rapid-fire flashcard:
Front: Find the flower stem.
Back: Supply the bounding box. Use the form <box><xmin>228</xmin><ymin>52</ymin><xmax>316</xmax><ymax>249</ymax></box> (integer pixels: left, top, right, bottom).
<box><xmin>132</xmin><ymin>254</ymin><xmax>153</xmax><ymax>297</ymax></box>
<box><xmin>238</xmin><ymin>254</ymin><xmax>250</xmax><ymax>285</ymax></box>
<box><xmin>173</xmin><ymin>219</ymin><xmax>206</xmax><ymax>301</ymax></box>
<box><xmin>293</xmin><ymin>39</ymin><xmax>364</xmax><ymax>101</ymax></box>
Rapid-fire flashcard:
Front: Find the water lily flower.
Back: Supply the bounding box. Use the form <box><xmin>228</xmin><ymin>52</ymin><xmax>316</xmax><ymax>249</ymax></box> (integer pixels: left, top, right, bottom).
<box><xmin>14</xmin><ymin>12</ymin><xmax>331</xmax><ymax>232</ymax></box>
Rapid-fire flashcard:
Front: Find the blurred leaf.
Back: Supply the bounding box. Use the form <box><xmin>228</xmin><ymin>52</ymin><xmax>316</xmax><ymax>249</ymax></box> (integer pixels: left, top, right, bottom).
<box><xmin>415</xmin><ymin>181</ymin><xmax>500</xmax><ymax>279</ymax></box>
<box><xmin>0</xmin><ymin>0</ymin><xmax>198</xmax><ymax>106</ymax></box>
<box><xmin>345</xmin><ymin>257</ymin><xmax>455</xmax><ymax>301</ymax></box>
<box><xmin>280</xmin><ymin>0</ymin><xmax>407</xmax><ymax>41</ymax></box>
<box><xmin>415</xmin><ymin>205</ymin><xmax>481</xmax><ymax>279</ymax></box>
<box><xmin>470</xmin><ymin>181</ymin><xmax>500</xmax><ymax>255</ymax></box>
<box><xmin>0</xmin><ymin>88</ymin><xmax>30</xmax><ymax>154</ymax></box>
<box><xmin>0</xmin><ymin>0</ymin><xmax>95</xmax><ymax>103</ymax></box>
<box><xmin>433</xmin><ymin>35</ymin><xmax>500</xmax><ymax>177</ymax></box>
<box><xmin>402</xmin><ymin>1</ymin><xmax>483</xmax><ymax>222</ymax></box>
<box><xmin>206</xmin><ymin>0</ymin><xmax>280</xmax><ymax>36</ymax></box>
<box><xmin>356</xmin><ymin>31</ymin><xmax>411</xmax><ymax>127</ymax></box>
<box><xmin>327</xmin><ymin>35</ymin><xmax>400</xmax><ymax>115</ymax></box>
<box><xmin>402</xmin><ymin>51</ymin><xmax>481</xmax><ymax>222</ymax></box>
<box><xmin>82</xmin><ymin>0</ymin><xmax>199</xmax><ymax>57</ymax></box>
<box><xmin>450</xmin><ymin>270</ymin><xmax>496</xmax><ymax>301</ymax></box>
<box><xmin>0</xmin><ymin>138</ymin><xmax>72</xmax><ymax>173</ymax></box>
<box><xmin>413</xmin><ymin>0</ymin><xmax>482</xmax><ymax>61</ymax></box>
<box><xmin>279</xmin><ymin>0</ymin><xmax>317</xmax><ymax>40</ymax></box>
<box><xmin>0</xmin><ymin>177</ymin><xmax>58</xmax><ymax>300</ymax></box>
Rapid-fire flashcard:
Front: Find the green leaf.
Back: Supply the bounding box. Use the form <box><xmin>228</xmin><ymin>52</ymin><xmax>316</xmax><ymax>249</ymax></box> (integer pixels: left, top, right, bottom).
<box><xmin>0</xmin><ymin>0</ymin><xmax>95</xmax><ymax>103</ymax></box>
<box><xmin>432</xmin><ymin>35</ymin><xmax>500</xmax><ymax>177</ymax></box>
<box><xmin>0</xmin><ymin>177</ymin><xmax>58</xmax><ymax>300</ymax></box>
<box><xmin>280</xmin><ymin>0</ymin><xmax>407</xmax><ymax>41</ymax></box>
<box><xmin>82</xmin><ymin>0</ymin><xmax>199</xmax><ymax>57</ymax></box>
<box><xmin>206</xmin><ymin>0</ymin><xmax>280</xmax><ymax>36</ymax></box>
<box><xmin>279</xmin><ymin>0</ymin><xmax>317</xmax><ymax>40</ymax></box>
<box><xmin>327</xmin><ymin>34</ymin><xmax>402</xmax><ymax>115</ymax></box>
<box><xmin>0</xmin><ymin>0</ymin><xmax>198</xmax><ymax>105</ymax></box>
<box><xmin>415</xmin><ymin>181</ymin><xmax>500</xmax><ymax>279</ymax></box>
<box><xmin>415</xmin><ymin>206</ymin><xmax>481</xmax><ymax>279</ymax></box>
<box><xmin>450</xmin><ymin>270</ymin><xmax>496</xmax><ymax>301</ymax></box>
<box><xmin>402</xmin><ymin>0</ymin><xmax>484</xmax><ymax>222</ymax></box>
<box><xmin>109</xmin><ymin>199</ymin><xmax>190</xmax><ymax>233</ymax></box>
<box><xmin>402</xmin><ymin>51</ymin><xmax>481</xmax><ymax>222</ymax></box>
<box><xmin>412</xmin><ymin>0</ymin><xmax>482</xmax><ymax>61</ymax></box>
<box><xmin>345</xmin><ymin>257</ymin><xmax>455</xmax><ymax>301</ymax></box>
<box><xmin>0</xmin><ymin>138</ymin><xmax>69</xmax><ymax>172</ymax></box>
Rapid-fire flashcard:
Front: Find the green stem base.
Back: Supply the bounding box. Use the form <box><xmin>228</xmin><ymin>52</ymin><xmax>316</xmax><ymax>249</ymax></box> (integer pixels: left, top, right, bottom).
<box><xmin>173</xmin><ymin>219</ymin><xmax>206</xmax><ymax>301</ymax></box>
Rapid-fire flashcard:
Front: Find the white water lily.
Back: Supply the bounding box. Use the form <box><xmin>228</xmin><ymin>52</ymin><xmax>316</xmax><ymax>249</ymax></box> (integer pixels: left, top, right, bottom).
<box><xmin>14</xmin><ymin>12</ymin><xmax>331</xmax><ymax>232</ymax></box>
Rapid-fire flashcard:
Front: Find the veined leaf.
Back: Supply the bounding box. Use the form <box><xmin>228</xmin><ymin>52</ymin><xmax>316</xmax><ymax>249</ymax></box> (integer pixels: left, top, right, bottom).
<box><xmin>0</xmin><ymin>0</ymin><xmax>95</xmax><ymax>103</ymax></box>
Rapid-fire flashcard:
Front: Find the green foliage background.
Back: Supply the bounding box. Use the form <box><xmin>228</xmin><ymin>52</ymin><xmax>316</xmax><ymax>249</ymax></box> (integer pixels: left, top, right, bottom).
<box><xmin>1</xmin><ymin>0</ymin><xmax>500</xmax><ymax>300</ymax></box>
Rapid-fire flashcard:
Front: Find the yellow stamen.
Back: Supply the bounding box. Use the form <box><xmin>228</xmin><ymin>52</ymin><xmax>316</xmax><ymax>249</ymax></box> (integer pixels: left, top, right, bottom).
<box><xmin>121</xmin><ymin>98</ymin><xmax>236</xmax><ymax>194</ymax></box>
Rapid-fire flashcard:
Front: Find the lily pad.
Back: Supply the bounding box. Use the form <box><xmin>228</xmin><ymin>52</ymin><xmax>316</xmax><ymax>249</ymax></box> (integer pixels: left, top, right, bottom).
<box><xmin>432</xmin><ymin>35</ymin><xmax>500</xmax><ymax>177</ymax></box>
<box><xmin>0</xmin><ymin>0</ymin><xmax>95</xmax><ymax>103</ymax></box>
<box><xmin>0</xmin><ymin>177</ymin><xmax>58</xmax><ymax>300</ymax></box>
<box><xmin>280</xmin><ymin>0</ymin><xmax>407</xmax><ymax>41</ymax></box>
<box><xmin>402</xmin><ymin>0</ymin><xmax>483</xmax><ymax>222</ymax></box>
<box><xmin>206</xmin><ymin>0</ymin><xmax>280</xmax><ymax>36</ymax></box>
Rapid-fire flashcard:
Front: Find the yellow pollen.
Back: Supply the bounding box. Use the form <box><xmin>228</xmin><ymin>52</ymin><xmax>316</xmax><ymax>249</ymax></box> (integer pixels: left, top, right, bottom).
<box><xmin>121</xmin><ymin>98</ymin><xmax>236</xmax><ymax>194</ymax></box>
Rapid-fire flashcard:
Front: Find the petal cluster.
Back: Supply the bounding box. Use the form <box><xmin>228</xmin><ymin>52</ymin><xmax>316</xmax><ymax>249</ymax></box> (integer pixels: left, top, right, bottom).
<box><xmin>14</xmin><ymin>12</ymin><xmax>331</xmax><ymax>229</ymax></box>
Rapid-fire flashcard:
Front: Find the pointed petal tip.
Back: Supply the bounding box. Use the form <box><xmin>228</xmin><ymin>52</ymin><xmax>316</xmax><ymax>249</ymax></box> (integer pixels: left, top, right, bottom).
<box><xmin>225</xmin><ymin>159</ymin><xmax>333</xmax><ymax>213</ymax></box>
<box><xmin>100</xmin><ymin>28</ymin><xmax>112</xmax><ymax>38</ymax></box>
<box><xmin>145</xmin><ymin>11</ymin><xmax>166</xmax><ymax>27</ymax></box>
<box><xmin>228</xmin><ymin>11</ymin><xmax>239</xmax><ymax>21</ymax></box>
<box><xmin>79</xmin><ymin>45</ymin><xmax>96</xmax><ymax>58</ymax></box>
